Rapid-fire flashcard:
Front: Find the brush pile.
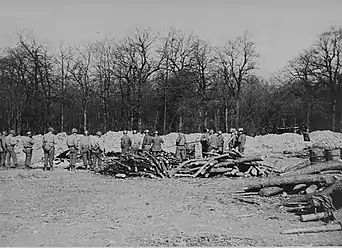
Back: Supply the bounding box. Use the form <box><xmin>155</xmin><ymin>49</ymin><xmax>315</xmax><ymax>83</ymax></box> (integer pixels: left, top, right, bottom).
<box><xmin>98</xmin><ymin>151</ymin><xmax>180</xmax><ymax>179</ymax></box>
<box><xmin>171</xmin><ymin>151</ymin><xmax>279</xmax><ymax>178</ymax></box>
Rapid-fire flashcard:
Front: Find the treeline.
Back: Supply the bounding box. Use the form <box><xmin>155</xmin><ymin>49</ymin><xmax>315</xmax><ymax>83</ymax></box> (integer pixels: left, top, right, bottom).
<box><xmin>0</xmin><ymin>27</ymin><xmax>341</xmax><ymax>135</ymax></box>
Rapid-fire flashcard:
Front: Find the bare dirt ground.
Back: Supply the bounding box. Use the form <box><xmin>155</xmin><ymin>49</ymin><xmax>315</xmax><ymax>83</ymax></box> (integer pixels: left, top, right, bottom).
<box><xmin>1</xmin><ymin>168</ymin><xmax>341</xmax><ymax>246</ymax></box>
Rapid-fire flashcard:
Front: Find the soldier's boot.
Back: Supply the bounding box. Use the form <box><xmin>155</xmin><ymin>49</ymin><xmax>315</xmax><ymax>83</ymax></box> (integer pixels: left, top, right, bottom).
<box><xmin>43</xmin><ymin>166</ymin><xmax>47</xmax><ymax>171</ymax></box>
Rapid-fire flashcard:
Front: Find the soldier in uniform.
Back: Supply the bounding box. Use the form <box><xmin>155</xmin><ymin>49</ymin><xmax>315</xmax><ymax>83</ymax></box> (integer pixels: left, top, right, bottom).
<box><xmin>80</xmin><ymin>130</ymin><xmax>92</xmax><ymax>170</ymax></box>
<box><xmin>217</xmin><ymin>131</ymin><xmax>224</xmax><ymax>154</ymax></box>
<box><xmin>131</xmin><ymin>130</ymin><xmax>141</xmax><ymax>154</ymax></box>
<box><xmin>42</xmin><ymin>127</ymin><xmax>57</xmax><ymax>171</ymax></box>
<box><xmin>0</xmin><ymin>131</ymin><xmax>7</xmax><ymax>168</ymax></box>
<box><xmin>91</xmin><ymin>131</ymin><xmax>104</xmax><ymax>171</ymax></box>
<box><xmin>120</xmin><ymin>130</ymin><xmax>132</xmax><ymax>154</ymax></box>
<box><xmin>142</xmin><ymin>130</ymin><xmax>153</xmax><ymax>151</ymax></box>
<box><xmin>66</xmin><ymin>128</ymin><xmax>79</xmax><ymax>171</ymax></box>
<box><xmin>6</xmin><ymin>130</ymin><xmax>18</xmax><ymax>168</ymax></box>
<box><xmin>175</xmin><ymin>131</ymin><xmax>187</xmax><ymax>161</ymax></box>
<box><xmin>22</xmin><ymin>131</ymin><xmax>34</xmax><ymax>169</ymax></box>
<box><xmin>151</xmin><ymin>131</ymin><xmax>164</xmax><ymax>154</ymax></box>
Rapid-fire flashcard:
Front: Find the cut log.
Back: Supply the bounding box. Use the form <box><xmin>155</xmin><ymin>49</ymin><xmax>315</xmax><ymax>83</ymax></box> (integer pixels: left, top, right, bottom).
<box><xmin>281</xmin><ymin>223</ymin><xmax>342</xmax><ymax>234</ymax></box>
<box><xmin>259</xmin><ymin>186</ymin><xmax>284</xmax><ymax>197</ymax></box>
<box><xmin>234</xmin><ymin>197</ymin><xmax>261</xmax><ymax>205</ymax></box>
<box><xmin>283</xmin><ymin>161</ymin><xmax>342</xmax><ymax>177</ymax></box>
<box><xmin>300</xmin><ymin>212</ymin><xmax>334</xmax><ymax>222</ymax></box>
<box><xmin>250</xmin><ymin>167</ymin><xmax>258</xmax><ymax>176</ymax></box>
<box><xmin>235</xmin><ymin>172</ymin><xmax>245</xmax><ymax>177</ymax></box>
<box><xmin>193</xmin><ymin>154</ymin><xmax>233</xmax><ymax>178</ymax></box>
<box><xmin>174</xmin><ymin>173</ymin><xmax>193</xmax><ymax>177</ymax></box>
<box><xmin>293</xmin><ymin>184</ymin><xmax>307</xmax><ymax>191</ymax></box>
<box><xmin>244</xmin><ymin>166</ymin><xmax>253</xmax><ymax>176</ymax></box>
<box><xmin>234</xmin><ymin>155</ymin><xmax>265</xmax><ymax>164</ymax></box>
<box><xmin>244</xmin><ymin>174</ymin><xmax>338</xmax><ymax>192</ymax></box>
<box><xmin>172</xmin><ymin>158</ymin><xmax>210</xmax><ymax>174</ymax></box>
<box><xmin>282</xmin><ymin>159</ymin><xmax>311</xmax><ymax>174</ymax></box>
<box><xmin>209</xmin><ymin>167</ymin><xmax>233</xmax><ymax>174</ymax></box>
<box><xmin>305</xmin><ymin>184</ymin><xmax>318</xmax><ymax>194</ymax></box>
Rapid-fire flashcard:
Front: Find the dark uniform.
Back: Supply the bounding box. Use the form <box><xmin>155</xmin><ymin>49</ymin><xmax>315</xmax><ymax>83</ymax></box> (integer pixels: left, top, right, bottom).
<box><xmin>121</xmin><ymin>133</ymin><xmax>132</xmax><ymax>154</ymax></box>
<box><xmin>200</xmin><ymin>130</ymin><xmax>210</xmax><ymax>158</ymax></box>
<box><xmin>142</xmin><ymin>132</ymin><xmax>153</xmax><ymax>151</ymax></box>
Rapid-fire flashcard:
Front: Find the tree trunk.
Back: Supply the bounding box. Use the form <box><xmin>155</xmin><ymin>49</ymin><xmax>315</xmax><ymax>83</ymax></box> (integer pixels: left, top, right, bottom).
<box><xmin>154</xmin><ymin>110</ymin><xmax>158</xmax><ymax>131</ymax></box>
<box><xmin>163</xmin><ymin>84</ymin><xmax>167</xmax><ymax>135</ymax></box>
<box><xmin>280</xmin><ymin>160</ymin><xmax>342</xmax><ymax>177</ymax></box>
<box><xmin>244</xmin><ymin>174</ymin><xmax>337</xmax><ymax>192</ymax></box>
<box><xmin>225</xmin><ymin>106</ymin><xmax>228</xmax><ymax>133</ymax></box>
<box><xmin>179</xmin><ymin>115</ymin><xmax>183</xmax><ymax>132</ymax></box>
<box><xmin>83</xmin><ymin>107</ymin><xmax>87</xmax><ymax>132</ymax></box>
<box><xmin>235</xmin><ymin>97</ymin><xmax>240</xmax><ymax>127</ymax></box>
<box><xmin>331</xmin><ymin>98</ymin><xmax>337</xmax><ymax>131</ymax></box>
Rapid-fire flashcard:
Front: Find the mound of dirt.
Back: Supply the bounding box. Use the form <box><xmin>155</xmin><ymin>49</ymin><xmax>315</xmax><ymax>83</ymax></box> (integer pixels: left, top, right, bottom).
<box><xmin>11</xmin><ymin>130</ymin><xmax>342</xmax><ymax>164</ymax></box>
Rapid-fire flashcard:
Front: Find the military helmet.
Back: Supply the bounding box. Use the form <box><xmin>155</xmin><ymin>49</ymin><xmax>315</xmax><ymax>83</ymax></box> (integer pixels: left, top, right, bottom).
<box><xmin>96</xmin><ymin>131</ymin><xmax>102</xmax><ymax>136</ymax></box>
<box><xmin>9</xmin><ymin>130</ymin><xmax>15</xmax><ymax>135</ymax></box>
<box><xmin>72</xmin><ymin>128</ymin><xmax>78</xmax><ymax>133</ymax></box>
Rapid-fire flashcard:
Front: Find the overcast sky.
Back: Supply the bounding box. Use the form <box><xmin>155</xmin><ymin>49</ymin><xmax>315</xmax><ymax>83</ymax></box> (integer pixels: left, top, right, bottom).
<box><xmin>0</xmin><ymin>0</ymin><xmax>341</xmax><ymax>78</ymax></box>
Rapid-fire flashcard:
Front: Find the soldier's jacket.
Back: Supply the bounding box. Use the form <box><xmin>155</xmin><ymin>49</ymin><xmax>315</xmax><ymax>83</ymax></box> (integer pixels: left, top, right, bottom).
<box><xmin>151</xmin><ymin>136</ymin><xmax>164</xmax><ymax>152</ymax></box>
<box><xmin>5</xmin><ymin>134</ymin><xmax>17</xmax><ymax>148</ymax></box>
<box><xmin>132</xmin><ymin>134</ymin><xmax>141</xmax><ymax>148</ymax></box>
<box><xmin>217</xmin><ymin>135</ymin><xmax>224</xmax><ymax>148</ymax></box>
<box><xmin>238</xmin><ymin>134</ymin><xmax>246</xmax><ymax>147</ymax></box>
<box><xmin>22</xmin><ymin>136</ymin><xmax>34</xmax><ymax>149</ymax></box>
<box><xmin>91</xmin><ymin>136</ymin><xmax>104</xmax><ymax>152</ymax></box>
<box><xmin>200</xmin><ymin>133</ymin><xmax>210</xmax><ymax>145</ymax></box>
<box><xmin>142</xmin><ymin>135</ymin><xmax>153</xmax><ymax>146</ymax></box>
<box><xmin>66</xmin><ymin>134</ymin><xmax>78</xmax><ymax>148</ymax></box>
<box><xmin>0</xmin><ymin>136</ymin><xmax>6</xmax><ymax>152</ymax></box>
<box><xmin>43</xmin><ymin>132</ymin><xmax>57</xmax><ymax>146</ymax></box>
<box><xmin>121</xmin><ymin>135</ymin><xmax>132</xmax><ymax>148</ymax></box>
<box><xmin>176</xmin><ymin>134</ymin><xmax>186</xmax><ymax>146</ymax></box>
<box><xmin>208</xmin><ymin>134</ymin><xmax>219</xmax><ymax>149</ymax></box>
<box><xmin>80</xmin><ymin>135</ymin><xmax>91</xmax><ymax>150</ymax></box>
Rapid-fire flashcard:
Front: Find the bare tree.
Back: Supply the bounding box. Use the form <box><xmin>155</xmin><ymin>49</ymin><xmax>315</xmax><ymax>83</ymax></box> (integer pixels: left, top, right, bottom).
<box><xmin>216</xmin><ymin>34</ymin><xmax>258</xmax><ymax>127</ymax></box>
<box><xmin>286</xmin><ymin>49</ymin><xmax>316</xmax><ymax>128</ymax></box>
<box><xmin>310</xmin><ymin>26</ymin><xmax>342</xmax><ymax>131</ymax></box>
<box><xmin>111</xmin><ymin>29</ymin><xmax>163</xmax><ymax>130</ymax></box>
<box><xmin>68</xmin><ymin>46</ymin><xmax>94</xmax><ymax>132</ymax></box>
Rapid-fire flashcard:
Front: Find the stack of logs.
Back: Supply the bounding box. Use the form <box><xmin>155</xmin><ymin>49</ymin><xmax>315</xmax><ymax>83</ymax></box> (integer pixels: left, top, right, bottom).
<box><xmin>98</xmin><ymin>151</ymin><xmax>180</xmax><ymax>179</ymax></box>
<box><xmin>242</xmin><ymin>160</ymin><xmax>342</xmax><ymax>197</ymax></box>
<box><xmin>171</xmin><ymin>151</ymin><xmax>279</xmax><ymax>178</ymax></box>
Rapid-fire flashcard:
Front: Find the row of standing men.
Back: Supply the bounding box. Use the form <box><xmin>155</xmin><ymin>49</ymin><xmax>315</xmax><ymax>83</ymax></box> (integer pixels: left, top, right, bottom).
<box><xmin>0</xmin><ymin>127</ymin><xmax>246</xmax><ymax>170</ymax></box>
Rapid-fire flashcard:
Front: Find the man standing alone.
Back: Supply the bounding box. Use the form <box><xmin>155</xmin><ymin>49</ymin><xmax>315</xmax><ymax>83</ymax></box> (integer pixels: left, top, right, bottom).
<box><xmin>42</xmin><ymin>127</ymin><xmax>57</xmax><ymax>171</ymax></box>
<box><xmin>22</xmin><ymin>131</ymin><xmax>34</xmax><ymax>169</ymax></box>
<box><xmin>66</xmin><ymin>128</ymin><xmax>79</xmax><ymax>171</ymax></box>
<box><xmin>6</xmin><ymin>130</ymin><xmax>18</xmax><ymax>168</ymax></box>
<box><xmin>80</xmin><ymin>130</ymin><xmax>92</xmax><ymax>170</ymax></box>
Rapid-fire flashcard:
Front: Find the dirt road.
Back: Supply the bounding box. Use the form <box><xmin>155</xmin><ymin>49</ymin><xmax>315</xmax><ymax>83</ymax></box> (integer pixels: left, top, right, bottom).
<box><xmin>0</xmin><ymin>168</ymin><xmax>341</xmax><ymax>246</ymax></box>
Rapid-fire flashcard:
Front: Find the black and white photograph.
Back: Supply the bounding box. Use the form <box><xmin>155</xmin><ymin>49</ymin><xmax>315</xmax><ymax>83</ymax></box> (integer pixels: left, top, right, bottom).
<box><xmin>0</xmin><ymin>0</ymin><xmax>342</xmax><ymax>246</ymax></box>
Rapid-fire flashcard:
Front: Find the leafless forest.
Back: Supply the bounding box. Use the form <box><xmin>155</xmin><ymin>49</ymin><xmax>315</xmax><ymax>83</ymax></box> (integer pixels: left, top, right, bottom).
<box><xmin>0</xmin><ymin>26</ymin><xmax>341</xmax><ymax>134</ymax></box>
